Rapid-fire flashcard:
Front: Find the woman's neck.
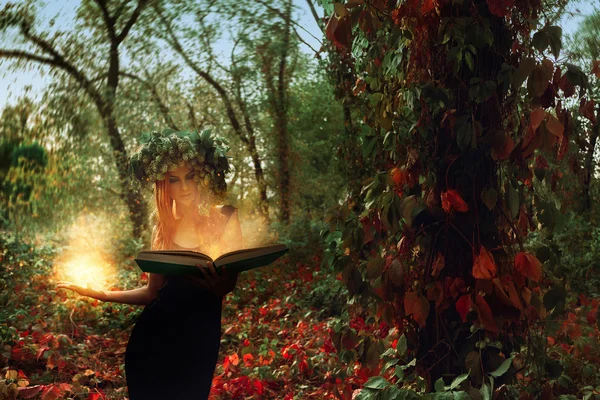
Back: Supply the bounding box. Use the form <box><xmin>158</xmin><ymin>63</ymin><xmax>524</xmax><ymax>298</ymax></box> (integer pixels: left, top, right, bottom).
<box><xmin>175</xmin><ymin>201</ymin><xmax>200</xmax><ymax>221</ymax></box>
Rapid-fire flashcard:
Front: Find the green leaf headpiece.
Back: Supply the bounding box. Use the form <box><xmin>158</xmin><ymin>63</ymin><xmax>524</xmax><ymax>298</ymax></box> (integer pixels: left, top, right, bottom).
<box><xmin>128</xmin><ymin>129</ymin><xmax>230</xmax><ymax>200</ymax></box>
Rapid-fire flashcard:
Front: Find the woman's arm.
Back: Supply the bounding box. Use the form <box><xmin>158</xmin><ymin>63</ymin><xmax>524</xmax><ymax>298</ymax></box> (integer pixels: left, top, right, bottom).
<box><xmin>101</xmin><ymin>273</ymin><xmax>165</xmax><ymax>305</ymax></box>
<box><xmin>57</xmin><ymin>273</ymin><xmax>165</xmax><ymax>305</ymax></box>
<box><xmin>57</xmin><ymin>226</ymin><xmax>166</xmax><ymax>305</ymax></box>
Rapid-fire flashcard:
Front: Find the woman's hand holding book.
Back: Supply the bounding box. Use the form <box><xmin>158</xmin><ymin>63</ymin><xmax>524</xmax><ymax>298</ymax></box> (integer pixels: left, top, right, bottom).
<box><xmin>187</xmin><ymin>261</ymin><xmax>238</xmax><ymax>298</ymax></box>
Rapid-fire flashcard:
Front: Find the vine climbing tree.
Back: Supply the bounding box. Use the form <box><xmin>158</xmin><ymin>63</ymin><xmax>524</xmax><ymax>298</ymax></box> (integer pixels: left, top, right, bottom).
<box><xmin>321</xmin><ymin>0</ymin><xmax>595</xmax><ymax>396</ymax></box>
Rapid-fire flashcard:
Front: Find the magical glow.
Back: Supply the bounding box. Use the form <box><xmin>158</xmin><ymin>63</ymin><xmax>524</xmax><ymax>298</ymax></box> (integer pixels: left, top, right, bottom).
<box><xmin>53</xmin><ymin>214</ymin><xmax>118</xmax><ymax>290</ymax></box>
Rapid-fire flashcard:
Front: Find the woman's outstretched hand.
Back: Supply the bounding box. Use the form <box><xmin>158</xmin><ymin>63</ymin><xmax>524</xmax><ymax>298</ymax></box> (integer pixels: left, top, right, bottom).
<box><xmin>57</xmin><ymin>281</ymin><xmax>107</xmax><ymax>301</ymax></box>
<box><xmin>189</xmin><ymin>262</ymin><xmax>238</xmax><ymax>297</ymax></box>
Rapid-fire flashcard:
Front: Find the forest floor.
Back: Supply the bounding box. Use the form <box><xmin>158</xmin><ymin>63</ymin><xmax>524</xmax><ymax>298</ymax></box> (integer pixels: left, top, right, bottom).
<box><xmin>1</xmin><ymin>236</ymin><xmax>600</xmax><ymax>399</ymax></box>
<box><xmin>0</xmin><ymin>236</ymin><xmax>364</xmax><ymax>400</ymax></box>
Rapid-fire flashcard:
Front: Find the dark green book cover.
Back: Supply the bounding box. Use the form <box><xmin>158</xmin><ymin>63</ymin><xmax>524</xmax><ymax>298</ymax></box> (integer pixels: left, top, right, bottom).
<box><xmin>134</xmin><ymin>245</ymin><xmax>288</xmax><ymax>277</ymax></box>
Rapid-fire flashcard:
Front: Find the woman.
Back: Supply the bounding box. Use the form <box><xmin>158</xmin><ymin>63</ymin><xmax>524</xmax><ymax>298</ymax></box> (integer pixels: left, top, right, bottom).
<box><xmin>57</xmin><ymin>129</ymin><xmax>243</xmax><ymax>399</ymax></box>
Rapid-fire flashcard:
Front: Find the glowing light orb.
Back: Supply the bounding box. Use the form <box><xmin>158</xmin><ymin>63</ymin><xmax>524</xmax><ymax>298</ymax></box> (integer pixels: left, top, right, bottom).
<box><xmin>52</xmin><ymin>214</ymin><xmax>119</xmax><ymax>291</ymax></box>
<box><xmin>57</xmin><ymin>252</ymin><xmax>116</xmax><ymax>289</ymax></box>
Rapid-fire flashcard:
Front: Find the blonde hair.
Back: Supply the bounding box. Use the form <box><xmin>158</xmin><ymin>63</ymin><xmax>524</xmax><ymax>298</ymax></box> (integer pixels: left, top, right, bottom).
<box><xmin>152</xmin><ymin>179</ymin><xmax>176</xmax><ymax>250</ymax></box>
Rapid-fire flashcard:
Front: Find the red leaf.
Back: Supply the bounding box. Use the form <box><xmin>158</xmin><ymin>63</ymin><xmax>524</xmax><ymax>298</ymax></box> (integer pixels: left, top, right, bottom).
<box><xmin>491</xmin><ymin>133</ymin><xmax>514</xmax><ymax>161</ymax></box>
<box><xmin>558</xmin><ymin>73</ymin><xmax>575</xmax><ymax>97</ymax></box>
<box><xmin>592</xmin><ymin>60</ymin><xmax>600</xmax><ymax>79</ymax></box>
<box><xmin>41</xmin><ymin>385</ymin><xmax>62</xmax><ymax>400</ymax></box>
<box><xmin>486</xmin><ymin>0</ymin><xmax>515</xmax><ymax>17</ymax></box>
<box><xmin>243</xmin><ymin>353</ymin><xmax>254</xmax><ymax>366</ymax></box>
<box><xmin>456</xmin><ymin>294</ymin><xmax>472</xmax><ymax>322</ymax></box>
<box><xmin>431</xmin><ymin>253</ymin><xmax>445</xmax><ymax>277</ymax></box>
<box><xmin>36</xmin><ymin>345</ymin><xmax>49</xmax><ymax>361</ymax></box>
<box><xmin>441</xmin><ymin>189</ymin><xmax>469</xmax><ymax>213</ymax></box>
<box><xmin>530</xmin><ymin>108</ymin><xmax>545</xmax><ymax>132</ymax></box>
<box><xmin>404</xmin><ymin>291</ymin><xmax>430</xmax><ymax>327</ymax></box>
<box><xmin>88</xmin><ymin>393</ymin><xmax>101</xmax><ymax>400</ymax></box>
<box><xmin>253</xmin><ymin>380</ymin><xmax>264</xmax><ymax>395</ymax></box>
<box><xmin>545</xmin><ymin>113</ymin><xmax>564</xmax><ymax>139</ymax></box>
<box><xmin>475</xmin><ymin>295</ymin><xmax>499</xmax><ymax>333</ymax></box>
<box><xmin>420</xmin><ymin>0</ymin><xmax>435</xmax><ymax>14</ymax></box>
<box><xmin>18</xmin><ymin>385</ymin><xmax>44</xmax><ymax>399</ymax></box>
<box><xmin>326</xmin><ymin>14</ymin><xmax>353</xmax><ymax>50</ymax></box>
<box><xmin>472</xmin><ymin>246</ymin><xmax>496</xmax><ymax>279</ymax></box>
<box><xmin>514</xmin><ymin>252</ymin><xmax>542</xmax><ymax>282</ymax></box>
<box><xmin>580</xmin><ymin>99</ymin><xmax>597</xmax><ymax>124</ymax></box>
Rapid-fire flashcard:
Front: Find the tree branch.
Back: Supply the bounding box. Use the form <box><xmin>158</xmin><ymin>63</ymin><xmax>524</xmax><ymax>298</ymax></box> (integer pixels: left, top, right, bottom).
<box><xmin>117</xmin><ymin>0</ymin><xmax>149</xmax><ymax>44</ymax></box>
<box><xmin>92</xmin><ymin>0</ymin><xmax>117</xmax><ymax>42</ymax></box>
<box><xmin>154</xmin><ymin>4</ymin><xmax>249</xmax><ymax>143</ymax></box>
<box><xmin>254</xmin><ymin>0</ymin><xmax>323</xmax><ymax>45</ymax></box>
<box><xmin>305</xmin><ymin>0</ymin><xmax>324</xmax><ymax>31</ymax></box>
<box><xmin>0</xmin><ymin>38</ymin><xmax>105</xmax><ymax>114</ymax></box>
<box><xmin>120</xmin><ymin>71</ymin><xmax>180</xmax><ymax>131</ymax></box>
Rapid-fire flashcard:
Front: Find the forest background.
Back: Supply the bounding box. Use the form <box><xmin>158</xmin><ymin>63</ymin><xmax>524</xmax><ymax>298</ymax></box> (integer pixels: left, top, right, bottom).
<box><xmin>0</xmin><ymin>0</ymin><xmax>599</xmax><ymax>399</ymax></box>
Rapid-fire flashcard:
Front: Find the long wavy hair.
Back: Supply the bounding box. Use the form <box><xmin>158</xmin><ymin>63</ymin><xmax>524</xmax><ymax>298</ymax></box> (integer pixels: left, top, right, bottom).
<box><xmin>152</xmin><ymin>179</ymin><xmax>177</xmax><ymax>251</ymax></box>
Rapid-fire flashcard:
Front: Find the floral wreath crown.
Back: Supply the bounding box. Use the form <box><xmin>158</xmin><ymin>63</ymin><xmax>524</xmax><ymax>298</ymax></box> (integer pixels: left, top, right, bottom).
<box><xmin>129</xmin><ymin>129</ymin><xmax>230</xmax><ymax>200</ymax></box>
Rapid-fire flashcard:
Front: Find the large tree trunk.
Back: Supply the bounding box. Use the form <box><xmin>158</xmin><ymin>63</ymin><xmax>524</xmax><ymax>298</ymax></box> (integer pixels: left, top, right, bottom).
<box><xmin>104</xmin><ymin>115</ymin><xmax>148</xmax><ymax>238</ymax></box>
<box><xmin>581</xmin><ymin>105</ymin><xmax>600</xmax><ymax>211</ymax></box>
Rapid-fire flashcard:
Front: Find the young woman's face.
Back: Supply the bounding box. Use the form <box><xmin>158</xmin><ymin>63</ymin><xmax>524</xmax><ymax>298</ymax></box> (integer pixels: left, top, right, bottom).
<box><xmin>167</xmin><ymin>164</ymin><xmax>199</xmax><ymax>207</ymax></box>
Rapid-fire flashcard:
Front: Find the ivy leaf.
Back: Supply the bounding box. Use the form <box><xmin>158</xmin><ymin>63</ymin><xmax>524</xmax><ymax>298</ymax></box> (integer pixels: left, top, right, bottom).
<box><xmin>546</xmin><ymin>26</ymin><xmax>562</xmax><ymax>58</ymax></box>
<box><xmin>545</xmin><ymin>113</ymin><xmax>564</xmax><ymax>139</ymax></box>
<box><xmin>354</xmin><ymin>388</ymin><xmax>378</xmax><ymax>400</ymax></box>
<box><xmin>395</xmin><ymin>365</ymin><xmax>405</xmax><ymax>380</ymax></box>
<box><xmin>364</xmin><ymin>376</ymin><xmax>390</xmax><ymax>390</ymax></box>
<box><xmin>513</xmin><ymin>57</ymin><xmax>535</xmax><ymax>89</ymax></box>
<box><xmin>530</xmin><ymin>108</ymin><xmax>545</xmax><ymax>131</ymax></box>
<box><xmin>543</xmin><ymin>285</ymin><xmax>567</xmax><ymax>313</ymax></box>
<box><xmin>472</xmin><ymin>245</ymin><xmax>496</xmax><ymax>279</ymax></box>
<box><xmin>456</xmin><ymin>294</ymin><xmax>472</xmax><ymax>322</ymax></box>
<box><xmin>404</xmin><ymin>291</ymin><xmax>430</xmax><ymax>327</ymax></box>
<box><xmin>465</xmin><ymin>351</ymin><xmax>481</xmax><ymax>382</ymax></box>
<box><xmin>333</xmin><ymin>2</ymin><xmax>349</xmax><ymax>17</ymax></box>
<box><xmin>532</xmin><ymin>30</ymin><xmax>550</xmax><ymax>53</ymax></box>
<box><xmin>507</xmin><ymin>184</ymin><xmax>519</xmax><ymax>219</ymax></box>
<box><xmin>480</xmin><ymin>383</ymin><xmax>491</xmax><ymax>400</ymax></box>
<box><xmin>565</xmin><ymin>63</ymin><xmax>588</xmax><ymax>94</ymax></box>
<box><xmin>435</xmin><ymin>377</ymin><xmax>445</xmax><ymax>392</ymax></box>
<box><xmin>441</xmin><ymin>189</ymin><xmax>469</xmax><ymax>213</ymax></box>
<box><xmin>475</xmin><ymin>294</ymin><xmax>499</xmax><ymax>333</ymax></box>
<box><xmin>366</xmin><ymin>255</ymin><xmax>385</xmax><ymax>279</ymax></box>
<box><xmin>464</xmin><ymin>50</ymin><xmax>475</xmax><ymax>72</ymax></box>
<box><xmin>450</xmin><ymin>372</ymin><xmax>470</xmax><ymax>390</ymax></box>
<box><xmin>514</xmin><ymin>252</ymin><xmax>542</xmax><ymax>282</ymax></box>
<box><xmin>397</xmin><ymin>334</ymin><xmax>408</xmax><ymax>356</ymax></box>
<box><xmin>489</xmin><ymin>355</ymin><xmax>513</xmax><ymax>377</ymax></box>
<box><xmin>481</xmin><ymin>187</ymin><xmax>497</xmax><ymax>210</ymax></box>
<box><xmin>528</xmin><ymin>65</ymin><xmax>549</xmax><ymax>98</ymax></box>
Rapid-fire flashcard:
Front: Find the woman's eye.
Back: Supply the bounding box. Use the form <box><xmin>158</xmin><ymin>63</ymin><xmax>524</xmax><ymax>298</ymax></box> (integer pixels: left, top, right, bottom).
<box><xmin>169</xmin><ymin>178</ymin><xmax>179</xmax><ymax>183</ymax></box>
<box><xmin>186</xmin><ymin>174</ymin><xmax>195</xmax><ymax>180</ymax></box>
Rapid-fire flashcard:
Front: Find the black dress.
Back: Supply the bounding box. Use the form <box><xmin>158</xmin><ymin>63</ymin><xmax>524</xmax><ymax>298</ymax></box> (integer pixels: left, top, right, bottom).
<box><xmin>125</xmin><ymin>206</ymin><xmax>237</xmax><ymax>399</ymax></box>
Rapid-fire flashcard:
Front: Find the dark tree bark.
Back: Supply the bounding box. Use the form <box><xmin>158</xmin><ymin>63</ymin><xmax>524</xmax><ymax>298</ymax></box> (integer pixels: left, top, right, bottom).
<box><xmin>581</xmin><ymin>105</ymin><xmax>600</xmax><ymax>211</ymax></box>
<box><xmin>260</xmin><ymin>0</ymin><xmax>293</xmax><ymax>224</ymax></box>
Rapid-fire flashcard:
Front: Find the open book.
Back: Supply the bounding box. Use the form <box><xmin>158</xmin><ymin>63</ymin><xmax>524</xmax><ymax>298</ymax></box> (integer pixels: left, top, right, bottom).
<box><xmin>134</xmin><ymin>244</ymin><xmax>289</xmax><ymax>276</ymax></box>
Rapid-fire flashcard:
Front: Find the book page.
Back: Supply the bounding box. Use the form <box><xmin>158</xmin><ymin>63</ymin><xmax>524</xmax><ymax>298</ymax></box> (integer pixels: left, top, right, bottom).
<box><xmin>215</xmin><ymin>244</ymin><xmax>287</xmax><ymax>265</ymax></box>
